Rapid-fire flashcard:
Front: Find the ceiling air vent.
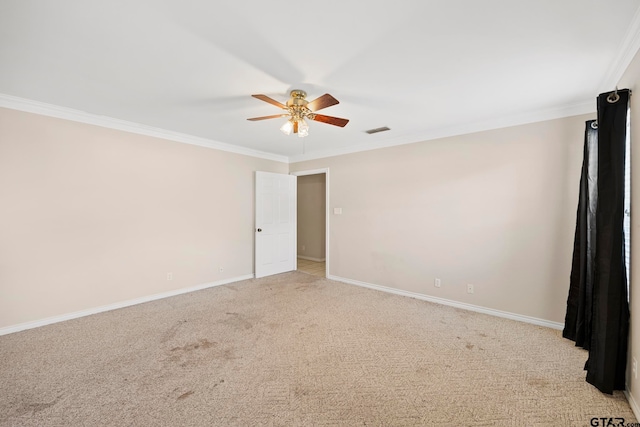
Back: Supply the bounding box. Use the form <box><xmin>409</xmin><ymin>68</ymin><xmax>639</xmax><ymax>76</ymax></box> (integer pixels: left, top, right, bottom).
<box><xmin>365</xmin><ymin>126</ymin><xmax>391</xmax><ymax>134</ymax></box>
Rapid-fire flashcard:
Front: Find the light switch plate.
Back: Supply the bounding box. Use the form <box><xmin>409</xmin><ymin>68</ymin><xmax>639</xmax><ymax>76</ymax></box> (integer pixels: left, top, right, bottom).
<box><xmin>334</xmin><ymin>208</ymin><xmax>343</xmax><ymax>215</ymax></box>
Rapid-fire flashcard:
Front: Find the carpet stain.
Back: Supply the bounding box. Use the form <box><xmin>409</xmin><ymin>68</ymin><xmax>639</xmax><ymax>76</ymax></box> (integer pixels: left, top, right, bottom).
<box><xmin>161</xmin><ymin>319</ymin><xmax>187</xmax><ymax>343</ymax></box>
<box><xmin>479</xmin><ymin>333</ymin><xmax>488</xmax><ymax>338</ymax></box>
<box><xmin>466</xmin><ymin>343</ymin><xmax>475</xmax><ymax>350</ymax></box>
<box><xmin>293</xmin><ymin>386</ymin><xmax>310</xmax><ymax>397</ymax></box>
<box><xmin>177</xmin><ymin>390</ymin><xmax>194</xmax><ymax>400</ymax></box>
<box><xmin>14</xmin><ymin>396</ymin><xmax>61</xmax><ymax>416</ymax></box>
<box><xmin>527</xmin><ymin>378</ymin><xmax>549</xmax><ymax>388</ymax></box>
<box><xmin>167</xmin><ymin>340</ymin><xmax>237</xmax><ymax>367</ymax></box>
<box><xmin>295</xmin><ymin>282</ymin><xmax>321</xmax><ymax>291</ymax></box>
<box><xmin>171</xmin><ymin>339</ymin><xmax>216</xmax><ymax>352</ymax></box>
<box><xmin>222</xmin><ymin>348</ymin><xmax>236</xmax><ymax>360</ymax></box>
<box><xmin>223</xmin><ymin>312</ymin><xmax>253</xmax><ymax>330</ymax></box>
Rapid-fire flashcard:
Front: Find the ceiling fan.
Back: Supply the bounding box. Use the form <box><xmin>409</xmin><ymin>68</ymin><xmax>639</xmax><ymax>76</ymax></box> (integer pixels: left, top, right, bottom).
<box><xmin>247</xmin><ymin>90</ymin><xmax>349</xmax><ymax>137</ymax></box>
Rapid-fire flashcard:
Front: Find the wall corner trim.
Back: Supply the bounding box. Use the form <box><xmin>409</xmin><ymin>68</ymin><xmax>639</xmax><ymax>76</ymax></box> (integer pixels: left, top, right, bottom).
<box><xmin>0</xmin><ymin>274</ymin><xmax>254</xmax><ymax>336</ymax></box>
<box><xmin>327</xmin><ymin>274</ymin><xmax>564</xmax><ymax>330</ymax></box>
<box><xmin>599</xmin><ymin>5</ymin><xmax>640</xmax><ymax>91</ymax></box>
<box><xmin>625</xmin><ymin>390</ymin><xmax>640</xmax><ymax>422</ymax></box>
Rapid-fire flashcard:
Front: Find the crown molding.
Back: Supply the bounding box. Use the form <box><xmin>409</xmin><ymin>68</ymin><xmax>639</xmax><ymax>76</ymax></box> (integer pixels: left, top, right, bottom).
<box><xmin>0</xmin><ymin>94</ymin><xmax>289</xmax><ymax>164</ymax></box>
<box><xmin>289</xmin><ymin>100</ymin><xmax>595</xmax><ymax>163</ymax></box>
<box><xmin>0</xmin><ymin>93</ymin><xmax>597</xmax><ymax>165</ymax></box>
<box><xmin>599</xmin><ymin>4</ymin><xmax>640</xmax><ymax>92</ymax></box>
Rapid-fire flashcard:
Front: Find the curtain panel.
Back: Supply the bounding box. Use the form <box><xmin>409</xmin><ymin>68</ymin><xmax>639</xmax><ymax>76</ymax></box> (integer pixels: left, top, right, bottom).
<box><xmin>563</xmin><ymin>89</ymin><xmax>630</xmax><ymax>394</ymax></box>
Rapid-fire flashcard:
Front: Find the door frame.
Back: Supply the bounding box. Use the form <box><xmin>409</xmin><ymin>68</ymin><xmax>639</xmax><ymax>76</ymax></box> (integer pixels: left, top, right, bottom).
<box><xmin>291</xmin><ymin>168</ymin><xmax>330</xmax><ymax>277</ymax></box>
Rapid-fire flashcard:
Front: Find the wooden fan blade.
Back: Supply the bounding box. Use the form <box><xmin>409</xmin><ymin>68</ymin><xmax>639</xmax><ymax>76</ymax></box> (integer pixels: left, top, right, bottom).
<box><xmin>307</xmin><ymin>94</ymin><xmax>339</xmax><ymax>112</ymax></box>
<box><xmin>247</xmin><ymin>114</ymin><xmax>286</xmax><ymax>121</ymax></box>
<box><xmin>251</xmin><ymin>94</ymin><xmax>286</xmax><ymax>109</ymax></box>
<box><xmin>294</xmin><ymin>121</ymin><xmax>299</xmax><ymax>133</ymax></box>
<box><xmin>311</xmin><ymin>114</ymin><xmax>349</xmax><ymax>127</ymax></box>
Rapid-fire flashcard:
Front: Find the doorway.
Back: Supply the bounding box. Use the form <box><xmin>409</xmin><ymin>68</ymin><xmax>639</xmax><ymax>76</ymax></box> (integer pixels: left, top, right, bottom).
<box><xmin>292</xmin><ymin>169</ymin><xmax>329</xmax><ymax>278</ymax></box>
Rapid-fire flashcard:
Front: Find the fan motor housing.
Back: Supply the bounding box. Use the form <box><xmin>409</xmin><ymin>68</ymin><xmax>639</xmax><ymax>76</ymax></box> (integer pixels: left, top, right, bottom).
<box><xmin>286</xmin><ymin>90</ymin><xmax>308</xmax><ymax>107</ymax></box>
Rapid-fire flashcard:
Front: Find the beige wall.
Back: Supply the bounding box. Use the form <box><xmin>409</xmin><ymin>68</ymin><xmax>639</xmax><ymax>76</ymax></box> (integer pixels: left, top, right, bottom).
<box><xmin>291</xmin><ymin>114</ymin><xmax>591</xmax><ymax>323</ymax></box>
<box><xmin>0</xmin><ymin>108</ymin><xmax>287</xmax><ymax>328</ymax></box>
<box><xmin>297</xmin><ymin>174</ymin><xmax>326</xmax><ymax>260</ymax></box>
<box><xmin>617</xmin><ymin>49</ymin><xmax>640</xmax><ymax>409</ymax></box>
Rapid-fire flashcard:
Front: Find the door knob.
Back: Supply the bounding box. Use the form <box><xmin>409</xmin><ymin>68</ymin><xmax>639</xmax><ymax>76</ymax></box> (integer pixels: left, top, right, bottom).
<box><xmin>257</xmin><ymin>228</ymin><xmax>262</xmax><ymax>232</ymax></box>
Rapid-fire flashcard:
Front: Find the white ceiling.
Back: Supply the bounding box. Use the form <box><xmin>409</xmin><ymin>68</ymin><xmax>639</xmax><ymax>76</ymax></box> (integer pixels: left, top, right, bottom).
<box><xmin>1</xmin><ymin>0</ymin><xmax>639</xmax><ymax>162</ymax></box>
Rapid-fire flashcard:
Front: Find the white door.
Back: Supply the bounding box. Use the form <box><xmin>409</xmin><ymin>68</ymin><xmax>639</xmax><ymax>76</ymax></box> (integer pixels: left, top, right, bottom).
<box><xmin>255</xmin><ymin>171</ymin><xmax>297</xmax><ymax>278</ymax></box>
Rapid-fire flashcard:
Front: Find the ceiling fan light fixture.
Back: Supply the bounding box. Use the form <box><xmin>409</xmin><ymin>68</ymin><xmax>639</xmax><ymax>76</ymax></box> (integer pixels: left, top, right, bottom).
<box><xmin>280</xmin><ymin>120</ymin><xmax>294</xmax><ymax>135</ymax></box>
<box><xmin>249</xmin><ymin>90</ymin><xmax>349</xmax><ymax>139</ymax></box>
<box><xmin>298</xmin><ymin>119</ymin><xmax>309</xmax><ymax>138</ymax></box>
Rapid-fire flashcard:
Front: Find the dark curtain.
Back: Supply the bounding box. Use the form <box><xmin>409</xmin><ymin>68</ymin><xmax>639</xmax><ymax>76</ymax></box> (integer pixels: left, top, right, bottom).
<box><xmin>563</xmin><ymin>120</ymin><xmax>598</xmax><ymax>348</ymax></box>
<box><xmin>563</xmin><ymin>89</ymin><xmax>630</xmax><ymax>394</ymax></box>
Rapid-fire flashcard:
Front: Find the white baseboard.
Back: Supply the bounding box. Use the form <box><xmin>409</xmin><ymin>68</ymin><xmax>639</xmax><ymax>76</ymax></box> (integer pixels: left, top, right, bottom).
<box><xmin>297</xmin><ymin>256</ymin><xmax>326</xmax><ymax>262</ymax></box>
<box><xmin>0</xmin><ymin>272</ymin><xmax>565</xmax><ymax>335</ymax></box>
<box><xmin>0</xmin><ymin>274</ymin><xmax>254</xmax><ymax>336</ymax></box>
<box><xmin>327</xmin><ymin>274</ymin><xmax>564</xmax><ymax>330</ymax></box>
<box><xmin>625</xmin><ymin>390</ymin><xmax>640</xmax><ymax>422</ymax></box>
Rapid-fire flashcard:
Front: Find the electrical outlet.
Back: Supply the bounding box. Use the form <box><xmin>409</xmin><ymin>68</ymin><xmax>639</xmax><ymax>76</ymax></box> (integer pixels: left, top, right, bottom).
<box><xmin>434</xmin><ymin>278</ymin><xmax>441</xmax><ymax>288</ymax></box>
<box><xmin>219</xmin><ymin>267</ymin><xmax>224</xmax><ymax>273</ymax></box>
<box><xmin>302</xmin><ymin>245</ymin><xmax>306</xmax><ymax>251</ymax></box>
<box><xmin>167</xmin><ymin>273</ymin><xmax>173</xmax><ymax>281</ymax></box>
<box><xmin>467</xmin><ymin>284</ymin><xmax>474</xmax><ymax>294</ymax></box>
<box><xmin>633</xmin><ymin>357</ymin><xmax>637</xmax><ymax>379</ymax></box>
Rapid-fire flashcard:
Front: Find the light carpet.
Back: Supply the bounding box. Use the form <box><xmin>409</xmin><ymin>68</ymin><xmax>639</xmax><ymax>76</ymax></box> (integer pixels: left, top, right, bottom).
<box><xmin>0</xmin><ymin>271</ymin><xmax>636</xmax><ymax>426</ymax></box>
